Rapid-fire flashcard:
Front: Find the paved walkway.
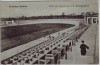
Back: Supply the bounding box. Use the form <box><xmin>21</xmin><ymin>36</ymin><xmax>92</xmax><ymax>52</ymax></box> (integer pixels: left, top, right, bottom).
<box><xmin>60</xmin><ymin>24</ymin><xmax>98</xmax><ymax>64</ymax></box>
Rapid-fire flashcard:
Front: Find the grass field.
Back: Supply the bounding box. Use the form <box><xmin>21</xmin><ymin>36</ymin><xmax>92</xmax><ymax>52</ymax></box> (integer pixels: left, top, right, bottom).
<box><xmin>1</xmin><ymin>23</ymin><xmax>75</xmax><ymax>52</ymax></box>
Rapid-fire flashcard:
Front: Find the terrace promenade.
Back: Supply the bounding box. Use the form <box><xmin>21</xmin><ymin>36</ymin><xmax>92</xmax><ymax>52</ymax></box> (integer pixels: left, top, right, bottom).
<box><xmin>60</xmin><ymin>23</ymin><xmax>98</xmax><ymax>64</ymax></box>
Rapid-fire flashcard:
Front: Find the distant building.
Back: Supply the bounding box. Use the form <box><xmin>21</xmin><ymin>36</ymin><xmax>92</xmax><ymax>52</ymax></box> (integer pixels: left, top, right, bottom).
<box><xmin>84</xmin><ymin>13</ymin><xmax>98</xmax><ymax>25</ymax></box>
<box><xmin>2</xmin><ymin>20</ymin><xmax>16</xmax><ymax>26</ymax></box>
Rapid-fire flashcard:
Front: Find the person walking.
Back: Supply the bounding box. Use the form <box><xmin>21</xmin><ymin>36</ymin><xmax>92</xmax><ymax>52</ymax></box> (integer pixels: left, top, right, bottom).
<box><xmin>80</xmin><ymin>40</ymin><xmax>89</xmax><ymax>56</ymax></box>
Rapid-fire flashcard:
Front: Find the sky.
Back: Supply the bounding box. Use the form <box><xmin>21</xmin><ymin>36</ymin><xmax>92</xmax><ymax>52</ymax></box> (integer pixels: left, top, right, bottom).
<box><xmin>0</xmin><ymin>0</ymin><xmax>98</xmax><ymax>17</ymax></box>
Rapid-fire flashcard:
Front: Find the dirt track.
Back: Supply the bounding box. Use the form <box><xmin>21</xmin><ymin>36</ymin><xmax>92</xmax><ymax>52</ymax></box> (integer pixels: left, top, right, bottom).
<box><xmin>1</xmin><ymin>23</ymin><xmax>75</xmax><ymax>52</ymax></box>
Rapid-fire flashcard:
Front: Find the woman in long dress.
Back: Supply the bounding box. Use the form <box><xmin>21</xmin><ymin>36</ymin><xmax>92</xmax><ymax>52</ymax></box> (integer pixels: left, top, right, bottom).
<box><xmin>80</xmin><ymin>40</ymin><xmax>89</xmax><ymax>55</ymax></box>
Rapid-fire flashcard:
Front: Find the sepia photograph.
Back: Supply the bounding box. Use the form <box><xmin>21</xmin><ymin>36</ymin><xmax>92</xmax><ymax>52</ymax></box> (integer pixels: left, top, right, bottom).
<box><xmin>0</xmin><ymin>0</ymin><xmax>99</xmax><ymax>64</ymax></box>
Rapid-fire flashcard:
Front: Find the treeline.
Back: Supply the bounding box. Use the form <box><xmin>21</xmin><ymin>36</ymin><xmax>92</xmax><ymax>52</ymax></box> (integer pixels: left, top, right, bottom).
<box><xmin>1</xmin><ymin>15</ymin><xmax>84</xmax><ymax>21</ymax></box>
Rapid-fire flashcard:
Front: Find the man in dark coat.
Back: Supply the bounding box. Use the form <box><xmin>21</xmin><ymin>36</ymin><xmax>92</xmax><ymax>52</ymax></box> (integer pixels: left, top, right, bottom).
<box><xmin>80</xmin><ymin>40</ymin><xmax>89</xmax><ymax>56</ymax></box>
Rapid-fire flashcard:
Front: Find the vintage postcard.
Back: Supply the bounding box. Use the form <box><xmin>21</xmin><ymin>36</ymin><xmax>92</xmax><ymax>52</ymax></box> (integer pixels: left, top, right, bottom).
<box><xmin>0</xmin><ymin>0</ymin><xmax>99</xmax><ymax>64</ymax></box>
